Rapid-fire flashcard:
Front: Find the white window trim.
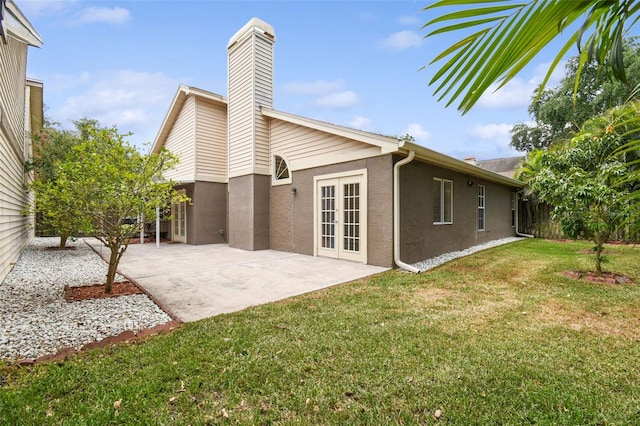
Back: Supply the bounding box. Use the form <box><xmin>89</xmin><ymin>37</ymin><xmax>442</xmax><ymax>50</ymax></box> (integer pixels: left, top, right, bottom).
<box><xmin>478</xmin><ymin>184</ymin><xmax>486</xmax><ymax>231</ymax></box>
<box><xmin>433</xmin><ymin>178</ymin><xmax>453</xmax><ymax>225</ymax></box>
<box><xmin>271</xmin><ymin>153</ymin><xmax>292</xmax><ymax>186</ymax></box>
<box><xmin>511</xmin><ymin>192</ymin><xmax>516</xmax><ymax>228</ymax></box>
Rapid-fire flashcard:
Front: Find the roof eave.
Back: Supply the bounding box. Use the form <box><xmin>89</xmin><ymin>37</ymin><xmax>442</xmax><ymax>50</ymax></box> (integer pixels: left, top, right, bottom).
<box><xmin>4</xmin><ymin>0</ymin><xmax>43</xmax><ymax>47</ymax></box>
<box><xmin>399</xmin><ymin>140</ymin><xmax>524</xmax><ymax>188</ymax></box>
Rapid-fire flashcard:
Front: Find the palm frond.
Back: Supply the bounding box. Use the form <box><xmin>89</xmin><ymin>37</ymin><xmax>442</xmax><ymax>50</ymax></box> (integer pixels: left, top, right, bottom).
<box><xmin>423</xmin><ymin>0</ymin><xmax>640</xmax><ymax>114</ymax></box>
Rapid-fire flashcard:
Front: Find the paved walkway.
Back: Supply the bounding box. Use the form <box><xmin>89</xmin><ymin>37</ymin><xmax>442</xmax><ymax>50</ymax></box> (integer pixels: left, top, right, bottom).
<box><xmin>85</xmin><ymin>240</ymin><xmax>388</xmax><ymax>322</ymax></box>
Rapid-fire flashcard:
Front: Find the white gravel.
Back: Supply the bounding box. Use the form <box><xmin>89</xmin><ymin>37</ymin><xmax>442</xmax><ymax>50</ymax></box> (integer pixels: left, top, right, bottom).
<box><xmin>0</xmin><ymin>237</ymin><xmax>172</xmax><ymax>361</ymax></box>
<box><xmin>411</xmin><ymin>237</ymin><xmax>524</xmax><ymax>272</ymax></box>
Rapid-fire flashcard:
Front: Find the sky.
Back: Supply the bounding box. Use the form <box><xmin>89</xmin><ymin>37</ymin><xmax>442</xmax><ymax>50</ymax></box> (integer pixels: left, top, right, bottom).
<box><xmin>17</xmin><ymin>0</ymin><xmax>608</xmax><ymax>161</ymax></box>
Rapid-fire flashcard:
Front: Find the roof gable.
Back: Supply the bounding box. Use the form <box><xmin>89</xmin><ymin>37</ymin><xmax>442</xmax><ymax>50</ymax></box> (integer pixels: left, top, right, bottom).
<box><xmin>2</xmin><ymin>0</ymin><xmax>42</xmax><ymax>47</ymax></box>
<box><xmin>152</xmin><ymin>85</ymin><xmax>226</xmax><ymax>153</ymax></box>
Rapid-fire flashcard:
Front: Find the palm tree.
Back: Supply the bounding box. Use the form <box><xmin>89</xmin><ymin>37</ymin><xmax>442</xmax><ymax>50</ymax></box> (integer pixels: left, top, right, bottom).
<box><xmin>423</xmin><ymin>0</ymin><xmax>640</xmax><ymax>238</ymax></box>
<box><xmin>423</xmin><ymin>0</ymin><xmax>640</xmax><ymax>114</ymax></box>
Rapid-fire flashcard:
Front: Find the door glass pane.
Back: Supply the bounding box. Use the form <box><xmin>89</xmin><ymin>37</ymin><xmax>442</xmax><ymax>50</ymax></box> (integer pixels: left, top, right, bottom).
<box><xmin>321</xmin><ymin>185</ymin><xmax>335</xmax><ymax>249</ymax></box>
<box><xmin>343</xmin><ymin>183</ymin><xmax>360</xmax><ymax>253</ymax></box>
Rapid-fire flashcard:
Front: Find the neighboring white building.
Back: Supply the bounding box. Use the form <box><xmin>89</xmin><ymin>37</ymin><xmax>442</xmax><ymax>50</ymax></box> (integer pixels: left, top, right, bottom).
<box><xmin>0</xmin><ymin>0</ymin><xmax>43</xmax><ymax>282</ymax></box>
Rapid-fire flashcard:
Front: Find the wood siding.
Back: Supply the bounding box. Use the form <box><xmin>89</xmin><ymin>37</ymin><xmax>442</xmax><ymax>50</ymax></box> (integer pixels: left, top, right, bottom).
<box><xmin>228</xmin><ymin>31</ymin><xmax>273</xmax><ymax>177</ymax></box>
<box><xmin>195</xmin><ymin>98</ymin><xmax>227</xmax><ymax>182</ymax></box>
<box><xmin>0</xmin><ymin>35</ymin><xmax>31</xmax><ymax>282</ymax></box>
<box><xmin>163</xmin><ymin>96</ymin><xmax>196</xmax><ymax>181</ymax></box>
<box><xmin>270</xmin><ymin>119</ymin><xmax>382</xmax><ymax>171</ymax></box>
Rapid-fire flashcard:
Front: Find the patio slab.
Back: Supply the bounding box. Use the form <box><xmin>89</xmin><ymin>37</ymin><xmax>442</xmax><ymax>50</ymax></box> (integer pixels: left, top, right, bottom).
<box><xmin>85</xmin><ymin>240</ymin><xmax>388</xmax><ymax>322</ymax></box>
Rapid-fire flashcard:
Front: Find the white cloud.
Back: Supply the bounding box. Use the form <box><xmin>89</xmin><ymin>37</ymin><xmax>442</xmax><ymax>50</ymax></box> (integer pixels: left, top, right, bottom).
<box><xmin>75</xmin><ymin>6</ymin><xmax>131</xmax><ymax>25</ymax></box>
<box><xmin>477</xmin><ymin>79</ymin><xmax>532</xmax><ymax>109</ymax></box>
<box><xmin>380</xmin><ymin>30</ymin><xmax>424</xmax><ymax>51</ymax></box>
<box><xmin>52</xmin><ymin>70</ymin><xmax>179</xmax><ymax>147</ymax></box>
<box><xmin>398</xmin><ymin>15</ymin><xmax>420</xmax><ymax>26</ymax></box>
<box><xmin>313</xmin><ymin>91</ymin><xmax>359</xmax><ymax>109</ymax></box>
<box><xmin>478</xmin><ymin>60</ymin><xmax>567</xmax><ymax>109</ymax></box>
<box><xmin>403</xmin><ymin>123</ymin><xmax>431</xmax><ymax>143</ymax></box>
<box><xmin>466</xmin><ymin>123</ymin><xmax>513</xmax><ymax>148</ymax></box>
<box><xmin>280</xmin><ymin>79</ymin><xmax>345</xmax><ymax>96</ymax></box>
<box><xmin>347</xmin><ymin>116</ymin><xmax>373</xmax><ymax>131</ymax></box>
<box><xmin>15</xmin><ymin>0</ymin><xmax>77</xmax><ymax>17</ymax></box>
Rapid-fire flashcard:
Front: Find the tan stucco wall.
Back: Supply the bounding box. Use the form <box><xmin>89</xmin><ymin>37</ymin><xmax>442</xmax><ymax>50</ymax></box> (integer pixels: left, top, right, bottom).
<box><xmin>192</xmin><ymin>181</ymin><xmax>227</xmax><ymax>244</ymax></box>
<box><xmin>269</xmin><ymin>155</ymin><xmax>394</xmax><ymax>267</ymax></box>
<box><xmin>398</xmin><ymin>158</ymin><xmax>517</xmax><ymax>264</ymax></box>
<box><xmin>228</xmin><ymin>174</ymin><xmax>271</xmax><ymax>250</ymax></box>
<box><xmin>172</xmin><ymin>182</ymin><xmax>227</xmax><ymax>245</ymax></box>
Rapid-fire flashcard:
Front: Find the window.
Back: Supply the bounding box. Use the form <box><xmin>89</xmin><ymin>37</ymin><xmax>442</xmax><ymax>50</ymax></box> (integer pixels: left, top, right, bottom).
<box><xmin>511</xmin><ymin>192</ymin><xmax>516</xmax><ymax>228</ymax></box>
<box><xmin>272</xmin><ymin>155</ymin><xmax>292</xmax><ymax>185</ymax></box>
<box><xmin>478</xmin><ymin>185</ymin><xmax>485</xmax><ymax>231</ymax></box>
<box><xmin>433</xmin><ymin>178</ymin><xmax>453</xmax><ymax>224</ymax></box>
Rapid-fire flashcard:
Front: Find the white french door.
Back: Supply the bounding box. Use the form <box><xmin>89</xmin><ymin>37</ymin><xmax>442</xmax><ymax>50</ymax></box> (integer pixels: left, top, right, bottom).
<box><xmin>315</xmin><ymin>172</ymin><xmax>367</xmax><ymax>263</ymax></box>
<box><xmin>172</xmin><ymin>197</ymin><xmax>187</xmax><ymax>243</ymax></box>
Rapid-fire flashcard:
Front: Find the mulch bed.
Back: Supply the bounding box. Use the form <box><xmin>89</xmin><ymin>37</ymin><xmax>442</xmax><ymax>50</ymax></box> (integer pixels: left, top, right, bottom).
<box><xmin>563</xmin><ymin>270</ymin><xmax>634</xmax><ymax>284</ymax></box>
<box><xmin>64</xmin><ymin>281</ymin><xmax>143</xmax><ymax>302</ymax></box>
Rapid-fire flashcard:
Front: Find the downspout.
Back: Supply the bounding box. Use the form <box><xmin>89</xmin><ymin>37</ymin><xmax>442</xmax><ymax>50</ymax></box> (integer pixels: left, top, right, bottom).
<box><xmin>515</xmin><ymin>189</ymin><xmax>534</xmax><ymax>238</ymax></box>
<box><xmin>394</xmin><ymin>150</ymin><xmax>420</xmax><ymax>273</ymax></box>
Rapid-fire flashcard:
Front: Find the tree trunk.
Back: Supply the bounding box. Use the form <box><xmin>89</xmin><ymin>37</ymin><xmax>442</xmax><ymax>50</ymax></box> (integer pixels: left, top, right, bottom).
<box><xmin>105</xmin><ymin>244</ymin><xmax>120</xmax><ymax>294</ymax></box>
<box><xmin>59</xmin><ymin>234</ymin><xmax>68</xmax><ymax>249</ymax></box>
<box><xmin>594</xmin><ymin>234</ymin><xmax>603</xmax><ymax>276</ymax></box>
<box><xmin>105</xmin><ymin>242</ymin><xmax>129</xmax><ymax>293</ymax></box>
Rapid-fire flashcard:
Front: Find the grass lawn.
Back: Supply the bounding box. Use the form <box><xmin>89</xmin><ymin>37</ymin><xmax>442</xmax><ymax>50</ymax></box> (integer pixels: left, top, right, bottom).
<box><xmin>1</xmin><ymin>238</ymin><xmax>639</xmax><ymax>425</ymax></box>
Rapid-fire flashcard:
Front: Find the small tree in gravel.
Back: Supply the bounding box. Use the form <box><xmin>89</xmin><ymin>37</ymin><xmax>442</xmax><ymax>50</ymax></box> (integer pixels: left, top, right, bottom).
<box><xmin>56</xmin><ymin>123</ymin><xmax>187</xmax><ymax>293</ymax></box>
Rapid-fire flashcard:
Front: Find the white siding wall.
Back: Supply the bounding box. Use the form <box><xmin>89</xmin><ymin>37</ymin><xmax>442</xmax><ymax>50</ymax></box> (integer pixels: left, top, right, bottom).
<box><xmin>0</xmin><ymin>36</ymin><xmax>31</xmax><ymax>282</ymax></box>
<box><xmin>228</xmin><ymin>30</ymin><xmax>273</xmax><ymax>177</ymax></box>
<box><xmin>270</xmin><ymin>120</ymin><xmax>383</xmax><ymax>171</ymax></box>
<box><xmin>253</xmin><ymin>36</ymin><xmax>273</xmax><ymax>171</ymax></box>
<box><xmin>163</xmin><ymin>96</ymin><xmax>196</xmax><ymax>182</ymax></box>
<box><xmin>195</xmin><ymin>98</ymin><xmax>227</xmax><ymax>182</ymax></box>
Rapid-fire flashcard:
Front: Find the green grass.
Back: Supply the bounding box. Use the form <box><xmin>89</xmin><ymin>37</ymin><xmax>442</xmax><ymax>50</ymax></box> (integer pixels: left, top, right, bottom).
<box><xmin>1</xmin><ymin>239</ymin><xmax>640</xmax><ymax>425</ymax></box>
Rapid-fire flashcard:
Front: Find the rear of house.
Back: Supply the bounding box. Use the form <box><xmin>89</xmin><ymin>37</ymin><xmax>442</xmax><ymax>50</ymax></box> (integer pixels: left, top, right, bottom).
<box><xmin>153</xmin><ymin>17</ymin><xmax>524</xmax><ymax>270</ymax></box>
<box><xmin>0</xmin><ymin>0</ymin><xmax>43</xmax><ymax>282</ymax></box>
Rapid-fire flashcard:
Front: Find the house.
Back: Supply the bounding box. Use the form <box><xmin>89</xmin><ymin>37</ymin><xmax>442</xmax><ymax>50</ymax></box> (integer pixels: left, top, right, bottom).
<box><xmin>0</xmin><ymin>0</ymin><xmax>43</xmax><ymax>282</ymax></box>
<box><xmin>153</xmin><ymin>18</ymin><xmax>524</xmax><ymax>271</ymax></box>
<box><xmin>464</xmin><ymin>156</ymin><xmax>525</xmax><ymax>179</ymax></box>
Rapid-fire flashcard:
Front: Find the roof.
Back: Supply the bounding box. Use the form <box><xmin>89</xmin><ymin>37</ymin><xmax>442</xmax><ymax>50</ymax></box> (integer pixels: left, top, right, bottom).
<box><xmin>154</xmin><ymin>83</ymin><xmax>524</xmax><ymax>188</ymax></box>
<box><xmin>2</xmin><ymin>0</ymin><xmax>42</xmax><ymax>47</ymax></box>
<box><xmin>152</xmin><ymin>85</ymin><xmax>227</xmax><ymax>153</ymax></box>
<box><xmin>476</xmin><ymin>156</ymin><xmax>525</xmax><ymax>178</ymax></box>
<box><xmin>261</xmin><ymin>107</ymin><xmax>523</xmax><ymax>187</ymax></box>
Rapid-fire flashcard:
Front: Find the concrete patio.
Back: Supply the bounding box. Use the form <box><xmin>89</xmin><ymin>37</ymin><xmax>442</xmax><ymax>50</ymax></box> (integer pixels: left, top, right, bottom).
<box><xmin>85</xmin><ymin>239</ymin><xmax>388</xmax><ymax>322</ymax></box>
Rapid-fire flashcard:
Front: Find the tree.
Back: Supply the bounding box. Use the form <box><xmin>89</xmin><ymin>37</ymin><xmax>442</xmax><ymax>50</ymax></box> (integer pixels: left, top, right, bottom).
<box><xmin>510</xmin><ymin>39</ymin><xmax>640</xmax><ymax>152</ymax></box>
<box><xmin>422</xmin><ymin>0</ymin><xmax>640</xmax><ymax>246</ymax></box>
<box><xmin>521</xmin><ymin>103</ymin><xmax>640</xmax><ymax>274</ymax></box>
<box><xmin>25</xmin><ymin>119</ymin><xmax>97</xmax><ymax>248</ymax></box>
<box><xmin>54</xmin><ymin>123</ymin><xmax>187</xmax><ymax>293</ymax></box>
<box><xmin>422</xmin><ymin>0</ymin><xmax>640</xmax><ymax>114</ymax></box>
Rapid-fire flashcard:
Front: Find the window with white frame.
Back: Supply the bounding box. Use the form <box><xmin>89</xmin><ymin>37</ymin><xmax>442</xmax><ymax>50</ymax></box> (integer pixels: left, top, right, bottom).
<box><xmin>433</xmin><ymin>178</ymin><xmax>453</xmax><ymax>224</ymax></box>
<box><xmin>272</xmin><ymin>155</ymin><xmax>292</xmax><ymax>185</ymax></box>
<box><xmin>478</xmin><ymin>184</ymin><xmax>485</xmax><ymax>231</ymax></box>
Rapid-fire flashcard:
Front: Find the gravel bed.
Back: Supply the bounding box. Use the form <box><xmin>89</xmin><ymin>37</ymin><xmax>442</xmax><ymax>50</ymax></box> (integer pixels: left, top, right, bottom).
<box><xmin>411</xmin><ymin>237</ymin><xmax>524</xmax><ymax>272</ymax></box>
<box><xmin>0</xmin><ymin>237</ymin><xmax>172</xmax><ymax>361</ymax></box>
